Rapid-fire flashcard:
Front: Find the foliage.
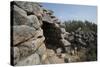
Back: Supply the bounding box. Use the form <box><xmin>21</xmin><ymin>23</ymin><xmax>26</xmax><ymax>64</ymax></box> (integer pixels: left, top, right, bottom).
<box><xmin>64</xmin><ymin>20</ymin><xmax>97</xmax><ymax>33</ymax></box>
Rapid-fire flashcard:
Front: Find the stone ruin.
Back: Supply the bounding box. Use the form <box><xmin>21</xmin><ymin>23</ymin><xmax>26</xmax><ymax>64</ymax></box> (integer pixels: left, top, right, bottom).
<box><xmin>11</xmin><ymin>1</ymin><xmax>97</xmax><ymax>66</ymax></box>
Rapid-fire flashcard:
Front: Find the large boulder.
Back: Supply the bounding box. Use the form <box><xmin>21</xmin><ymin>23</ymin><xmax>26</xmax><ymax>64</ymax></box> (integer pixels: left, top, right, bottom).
<box><xmin>14</xmin><ymin>1</ymin><xmax>43</xmax><ymax>15</ymax></box>
<box><xmin>36</xmin><ymin>43</ymin><xmax>46</xmax><ymax>57</ymax></box>
<box><xmin>48</xmin><ymin>55</ymin><xmax>65</xmax><ymax>64</ymax></box>
<box><xmin>42</xmin><ymin>13</ymin><xmax>53</xmax><ymax>23</ymax></box>
<box><xmin>13</xmin><ymin>5</ymin><xmax>27</xmax><ymax>25</ymax></box>
<box><xmin>33</xmin><ymin>28</ymin><xmax>44</xmax><ymax>39</ymax></box>
<box><xmin>16</xmin><ymin>53</ymin><xmax>41</xmax><ymax>66</ymax></box>
<box><xmin>13</xmin><ymin>25</ymin><xmax>36</xmax><ymax>45</ymax></box>
<box><xmin>47</xmin><ymin>49</ymin><xmax>55</xmax><ymax>57</ymax></box>
<box><xmin>14</xmin><ymin>5</ymin><xmax>41</xmax><ymax>29</ymax></box>
<box><xmin>46</xmin><ymin>49</ymin><xmax>64</xmax><ymax>64</ymax></box>
<box><xmin>17</xmin><ymin>32</ymin><xmax>45</xmax><ymax>59</ymax></box>
<box><xmin>31</xmin><ymin>36</ymin><xmax>45</xmax><ymax>51</ymax></box>
<box><xmin>27</xmin><ymin>15</ymin><xmax>41</xmax><ymax>29</ymax></box>
<box><xmin>13</xmin><ymin>25</ymin><xmax>44</xmax><ymax>46</ymax></box>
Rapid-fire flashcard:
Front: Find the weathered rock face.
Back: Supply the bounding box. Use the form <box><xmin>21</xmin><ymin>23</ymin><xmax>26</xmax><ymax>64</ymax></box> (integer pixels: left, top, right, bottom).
<box><xmin>14</xmin><ymin>5</ymin><xmax>41</xmax><ymax>29</ymax></box>
<box><xmin>16</xmin><ymin>53</ymin><xmax>41</xmax><ymax>66</ymax></box>
<box><xmin>11</xmin><ymin>1</ymin><xmax>97</xmax><ymax>66</ymax></box>
<box><xmin>12</xmin><ymin>1</ymin><xmax>46</xmax><ymax>65</ymax></box>
<box><xmin>14</xmin><ymin>1</ymin><xmax>43</xmax><ymax>16</ymax></box>
<box><xmin>13</xmin><ymin>25</ymin><xmax>36</xmax><ymax>45</ymax></box>
<box><xmin>11</xmin><ymin>1</ymin><xmax>76</xmax><ymax>66</ymax></box>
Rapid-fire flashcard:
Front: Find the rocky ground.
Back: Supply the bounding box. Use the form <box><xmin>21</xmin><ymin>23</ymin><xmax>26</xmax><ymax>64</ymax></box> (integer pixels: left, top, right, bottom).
<box><xmin>11</xmin><ymin>1</ymin><xmax>97</xmax><ymax>66</ymax></box>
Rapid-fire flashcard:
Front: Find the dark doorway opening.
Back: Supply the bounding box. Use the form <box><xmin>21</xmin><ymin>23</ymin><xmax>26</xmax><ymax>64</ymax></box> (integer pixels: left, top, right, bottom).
<box><xmin>42</xmin><ymin>21</ymin><xmax>65</xmax><ymax>52</ymax></box>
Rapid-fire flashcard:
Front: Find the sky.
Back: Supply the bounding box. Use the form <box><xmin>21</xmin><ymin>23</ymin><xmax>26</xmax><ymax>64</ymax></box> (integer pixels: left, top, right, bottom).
<box><xmin>41</xmin><ymin>3</ymin><xmax>97</xmax><ymax>23</ymax></box>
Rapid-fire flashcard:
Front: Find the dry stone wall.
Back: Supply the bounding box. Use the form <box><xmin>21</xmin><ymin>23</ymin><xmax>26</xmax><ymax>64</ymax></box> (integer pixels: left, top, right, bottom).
<box><xmin>11</xmin><ymin>1</ymin><xmax>97</xmax><ymax>66</ymax></box>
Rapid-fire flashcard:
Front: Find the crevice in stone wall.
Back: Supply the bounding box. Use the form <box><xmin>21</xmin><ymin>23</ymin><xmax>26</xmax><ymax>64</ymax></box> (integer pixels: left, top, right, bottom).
<box><xmin>27</xmin><ymin>12</ymin><xmax>35</xmax><ymax>16</ymax></box>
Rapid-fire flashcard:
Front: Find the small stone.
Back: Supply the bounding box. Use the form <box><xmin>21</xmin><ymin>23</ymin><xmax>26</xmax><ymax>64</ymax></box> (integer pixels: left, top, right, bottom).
<box><xmin>60</xmin><ymin>39</ymin><xmax>71</xmax><ymax>46</ymax></box>
<box><xmin>56</xmin><ymin>48</ymin><xmax>62</xmax><ymax>54</ymax></box>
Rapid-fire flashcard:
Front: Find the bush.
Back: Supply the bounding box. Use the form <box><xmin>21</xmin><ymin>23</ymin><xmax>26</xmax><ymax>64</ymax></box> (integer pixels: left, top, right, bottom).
<box><xmin>64</xmin><ymin>20</ymin><xmax>97</xmax><ymax>33</ymax></box>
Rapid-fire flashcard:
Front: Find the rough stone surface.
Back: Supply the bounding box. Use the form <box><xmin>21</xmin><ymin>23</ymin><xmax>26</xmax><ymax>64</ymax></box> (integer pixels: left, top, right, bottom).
<box><xmin>36</xmin><ymin>43</ymin><xmax>46</xmax><ymax>57</ymax></box>
<box><xmin>48</xmin><ymin>55</ymin><xmax>65</xmax><ymax>64</ymax></box>
<box><xmin>56</xmin><ymin>48</ymin><xmax>62</xmax><ymax>54</ymax></box>
<box><xmin>11</xmin><ymin>1</ymin><xmax>97</xmax><ymax>66</ymax></box>
<box><xmin>16</xmin><ymin>53</ymin><xmax>41</xmax><ymax>66</ymax></box>
<box><xmin>14</xmin><ymin>4</ymin><xmax>41</xmax><ymax>29</ymax></box>
<box><xmin>15</xmin><ymin>1</ymin><xmax>43</xmax><ymax>15</ymax></box>
<box><xmin>27</xmin><ymin>15</ymin><xmax>41</xmax><ymax>29</ymax></box>
<box><xmin>42</xmin><ymin>13</ymin><xmax>53</xmax><ymax>23</ymax></box>
<box><xmin>13</xmin><ymin>5</ymin><xmax>27</xmax><ymax>25</ymax></box>
<box><xmin>13</xmin><ymin>47</ymin><xmax>20</xmax><ymax>65</ymax></box>
<box><xmin>60</xmin><ymin>39</ymin><xmax>71</xmax><ymax>46</ymax></box>
<box><xmin>13</xmin><ymin>25</ymin><xmax>36</xmax><ymax>45</ymax></box>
